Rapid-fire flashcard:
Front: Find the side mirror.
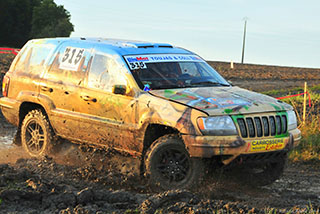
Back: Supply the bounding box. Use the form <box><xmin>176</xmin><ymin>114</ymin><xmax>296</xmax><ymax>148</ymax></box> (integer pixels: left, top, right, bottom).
<box><xmin>112</xmin><ymin>85</ymin><xmax>127</xmax><ymax>95</ymax></box>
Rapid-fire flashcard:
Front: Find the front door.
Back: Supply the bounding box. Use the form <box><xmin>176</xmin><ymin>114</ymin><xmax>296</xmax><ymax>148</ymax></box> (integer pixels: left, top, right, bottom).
<box><xmin>77</xmin><ymin>50</ymin><xmax>140</xmax><ymax>153</ymax></box>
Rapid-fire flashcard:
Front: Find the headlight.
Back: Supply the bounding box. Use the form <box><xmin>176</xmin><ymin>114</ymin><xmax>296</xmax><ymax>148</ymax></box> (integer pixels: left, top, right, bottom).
<box><xmin>197</xmin><ymin>116</ymin><xmax>238</xmax><ymax>135</ymax></box>
<box><xmin>287</xmin><ymin>110</ymin><xmax>297</xmax><ymax>130</ymax></box>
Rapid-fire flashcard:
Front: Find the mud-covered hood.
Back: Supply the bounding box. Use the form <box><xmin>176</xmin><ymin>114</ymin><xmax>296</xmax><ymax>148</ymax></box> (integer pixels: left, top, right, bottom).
<box><xmin>149</xmin><ymin>86</ymin><xmax>292</xmax><ymax>115</ymax></box>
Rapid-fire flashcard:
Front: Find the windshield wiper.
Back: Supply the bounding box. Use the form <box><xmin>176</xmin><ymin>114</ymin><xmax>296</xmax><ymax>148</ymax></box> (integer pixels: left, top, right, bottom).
<box><xmin>190</xmin><ymin>80</ymin><xmax>230</xmax><ymax>87</ymax></box>
<box><xmin>152</xmin><ymin>84</ymin><xmax>186</xmax><ymax>90</ymax></box>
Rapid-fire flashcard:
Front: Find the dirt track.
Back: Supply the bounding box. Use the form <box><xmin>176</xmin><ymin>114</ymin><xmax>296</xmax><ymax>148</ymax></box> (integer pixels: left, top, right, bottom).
<box><xmin>0</xmin><ymin>111</ymin><xmax>320</xmax><ymax>213</ymax></box>
<box><xmin>1</xmin><ymin>58</ymin><xmax>320</xmax><ymax>213</ymax></box>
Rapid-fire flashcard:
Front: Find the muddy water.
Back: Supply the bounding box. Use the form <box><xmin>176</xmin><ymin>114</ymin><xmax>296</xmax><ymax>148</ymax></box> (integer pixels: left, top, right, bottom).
<box><xmin>0</xmin><ymin>135</ymin><xmax>14</xmax><ymax>148</ymax></box>
<box><xmin>0</xmin><ymin>114</ymin><xmax>29</xmax><ymax>163</ymax></box>
<box><xmin>0</xmin><ymin>112</ymin><xmax>16</xmax><ymax>149</ymax></box>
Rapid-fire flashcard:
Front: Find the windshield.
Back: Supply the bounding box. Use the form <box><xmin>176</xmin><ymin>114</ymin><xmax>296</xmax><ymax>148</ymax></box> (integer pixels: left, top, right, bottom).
<box><xmin>124</xmin><ymin>54</ymin><xmax>230</xmax><ymax>91</ymax></box>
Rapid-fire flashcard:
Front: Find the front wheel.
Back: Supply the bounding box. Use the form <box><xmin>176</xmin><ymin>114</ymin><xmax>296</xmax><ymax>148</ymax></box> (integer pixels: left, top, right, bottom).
<box><xmin>144</xmin><ymin>134</ymin><xmax>204</xmax><ymax>191</ymax></box>
<box><xmin>21</xmin><ymin>109</ymin><xmax>55</xmax><ymax>157</ymax></box>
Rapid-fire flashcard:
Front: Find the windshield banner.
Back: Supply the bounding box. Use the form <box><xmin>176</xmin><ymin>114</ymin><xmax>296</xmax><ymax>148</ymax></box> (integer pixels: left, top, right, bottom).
<box><xmin>124</xmin><ymin>54</ymin><xmax>204</xmax><ymax>70</ymax></box>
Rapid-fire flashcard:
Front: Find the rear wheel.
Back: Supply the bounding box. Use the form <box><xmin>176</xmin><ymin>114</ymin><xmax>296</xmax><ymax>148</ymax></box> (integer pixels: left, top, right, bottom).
<box><xmin>21</xmin><ymin>109</ymin><xmax>55</xmax><ymax>157</ymax></box>
<box><xmin>144</xmin><ymin>134</ymin><xmax>204</xmax><ymax>191</ymax></box>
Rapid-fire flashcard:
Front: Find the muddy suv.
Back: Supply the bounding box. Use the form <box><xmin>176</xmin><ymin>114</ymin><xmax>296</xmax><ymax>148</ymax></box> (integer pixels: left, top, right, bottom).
<box><xmin>0</xmin><ymin>38</ymin><xmax>300</xmax><ymax>190</ymax></box>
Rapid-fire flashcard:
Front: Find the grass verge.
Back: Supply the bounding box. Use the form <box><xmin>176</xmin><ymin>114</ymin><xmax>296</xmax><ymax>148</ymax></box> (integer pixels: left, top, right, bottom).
<box><xmin>263</xmin><ymin>88</ymin><xmax>320</xmax><ymax>162</ymax></box>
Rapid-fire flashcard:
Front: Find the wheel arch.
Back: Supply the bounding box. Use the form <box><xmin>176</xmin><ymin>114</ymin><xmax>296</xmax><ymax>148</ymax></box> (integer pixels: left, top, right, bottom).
<box><xmin>142</xmin><ymin>124</ymin><xmax>180</xmax><ymax>155</ymax></box>
<box><xmin>19</xmin><ymin>102</ymin><xmax>47</xmax><ymax>126</ymax></box>
<box><xmin>12</xmin><ymin>102</ymin><xmax>49</xmax><ymax>146</ymax></box>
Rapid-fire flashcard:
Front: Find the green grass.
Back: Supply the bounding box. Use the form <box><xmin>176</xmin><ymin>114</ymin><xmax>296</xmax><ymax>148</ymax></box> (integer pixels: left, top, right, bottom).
<box><xmin>263</xmin><ymin>84</ymin><xmax>320</xmax><ymax>97</ymax></box>
<box><xmin>263</xmin><ymin>86</ymin><xmax>304</xmax><ymax>97</ymax></box>
<box><xmin>289</xmin><ymin>102</ymin><xmax>320</xmax><ymax>162</ymax></box>
<box><xmin>263</xmin><ymin>87</ymin><xmax>320</xmax><ymax>162</ymax></box>
<box><xmin>289</xmin><ymin>123</ymin><xmax>320</xmax><ymax>162</ymax></box>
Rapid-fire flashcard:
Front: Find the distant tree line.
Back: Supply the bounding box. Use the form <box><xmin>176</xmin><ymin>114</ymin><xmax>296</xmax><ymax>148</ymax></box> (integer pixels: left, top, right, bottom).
<box><xmin>0</xmin><ymin>0</ymin><xmax>74</xmax><ymax>48</ymax></box>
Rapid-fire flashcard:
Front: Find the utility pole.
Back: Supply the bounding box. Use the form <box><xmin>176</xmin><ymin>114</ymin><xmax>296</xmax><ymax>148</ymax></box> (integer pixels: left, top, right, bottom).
<box><xmin>241</xmin><ymin>17</ymin><xmax>248</xmax><ymax>64</ymax></box>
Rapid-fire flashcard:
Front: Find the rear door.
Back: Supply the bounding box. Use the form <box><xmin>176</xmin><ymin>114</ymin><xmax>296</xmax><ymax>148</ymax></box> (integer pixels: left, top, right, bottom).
<box><xmin>39</xmin><ymin>41</ymin><xmax>93</xmax><ymax>140</ymax></box>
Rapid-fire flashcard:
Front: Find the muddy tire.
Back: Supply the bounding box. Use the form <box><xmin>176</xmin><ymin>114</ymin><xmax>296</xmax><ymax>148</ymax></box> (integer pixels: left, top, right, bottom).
<box><xmin>21</xmin><ymin>109</ymin><xmax>55</xmax><ymax>157</ymax></box>
<box><xmin>144</xmin><ymin>134</ymin><xmax>204</xmax><ymax>191</ymax></box>
<box><xmin>238</xmin><ymin>155</ymin><xmax>286</xmax><ymax>186</ymax></box>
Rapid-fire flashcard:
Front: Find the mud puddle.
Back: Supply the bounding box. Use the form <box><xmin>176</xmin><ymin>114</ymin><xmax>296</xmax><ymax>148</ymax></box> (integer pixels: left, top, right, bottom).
<box><xmin>0</xmin><ymin>136</ymin><xmax>14</xmax><ymax>148</ymax></box>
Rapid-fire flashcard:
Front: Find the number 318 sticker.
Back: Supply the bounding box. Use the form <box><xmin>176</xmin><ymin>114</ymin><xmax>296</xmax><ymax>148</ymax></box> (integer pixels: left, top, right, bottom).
<box><xmin>129</xmin><ymin>62</ymin><xmax>147</xmax><ymax>70</ymax></box>
<box><xmin>59</xmin><ymin>47</ymin><xmax>85</xmax><ymax>71</ymax></box>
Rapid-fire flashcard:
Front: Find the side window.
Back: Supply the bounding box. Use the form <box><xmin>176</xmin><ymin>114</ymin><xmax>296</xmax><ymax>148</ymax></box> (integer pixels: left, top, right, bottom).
<box><xmin>29</xmin><ymin>44</ymin><xmax>55</xmax><ymax>75</ymax></box>
<box><xmin>179</xmin><ymin>62</ymin><xmax>200</xmax><ymax>77</ymax></box>
<box><xmin>87</xmin><ymin>53</ymin><xmax>126</xmax><ymax>92</ymax></box>
<box><xmin>14</xmin><ymin>45</ymin><xmax>32</xmax><ymax>74</ymax></box>
<box><xmin>46</xmin><ymin>45</ymin><xmax>91</xmax><ymax>85</ymax></box>
<box><xmin>14</xmin><ymin>43</ymin><xmax>55</xmax><ymax>75</ymax></box>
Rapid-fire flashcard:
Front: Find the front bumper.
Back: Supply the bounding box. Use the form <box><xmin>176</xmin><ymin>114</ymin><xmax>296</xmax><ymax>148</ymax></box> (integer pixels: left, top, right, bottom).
<box><xmin>182</xmin><ymin>128</ymin><xmax>301</xmax><ymax>164</ymax></box>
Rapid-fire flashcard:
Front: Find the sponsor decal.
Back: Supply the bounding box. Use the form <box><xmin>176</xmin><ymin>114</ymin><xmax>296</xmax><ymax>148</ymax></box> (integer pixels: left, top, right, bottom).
<box><xmin>250</xmin><ymin>138</ymin><xmax>285</xmax><ymax>152</ymax></box>
<box><xmin>126</xmin><ymin>56</ymin><xmax>149</xmax><ymax>63</ymax></box>
<box><xmin>143</xmin><ymin>84</ymin><xmax>151</xmax><ymax>92</ymax></box>
<box><xmin>124</xmin><ymin>54</ymin><xmax>204</xmax><ymax>70</ymax></box>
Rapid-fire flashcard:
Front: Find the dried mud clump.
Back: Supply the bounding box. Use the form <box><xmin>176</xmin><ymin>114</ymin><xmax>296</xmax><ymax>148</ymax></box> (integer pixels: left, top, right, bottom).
<box><xmin>0</xmin><ymin>157</ymin><xmax>267</xmax><ymax>214</ymax></box>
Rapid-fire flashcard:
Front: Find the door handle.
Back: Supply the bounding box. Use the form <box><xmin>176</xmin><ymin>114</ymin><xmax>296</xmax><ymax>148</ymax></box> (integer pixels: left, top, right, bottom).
<box><xmin>80</xmin><ymin>95</ymin><xmax>97</xmax><ymax>102</ymax></box>
<box><xmin>40</xmin><ymin>85</ymin><xmax>53</xmax><ymax>92</ymax></box>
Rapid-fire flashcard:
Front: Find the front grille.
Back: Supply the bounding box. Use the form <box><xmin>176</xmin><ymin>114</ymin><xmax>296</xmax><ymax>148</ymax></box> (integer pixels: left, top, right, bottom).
<box><xmin>269</xmin><ymin>116</ymin><xmax>276</xmax><ymax>135</ymax></box>
<box><xmin>238</xmin><ymin>119</ymin><xmax>247</xmax><ymax>137</ymax></box>
<box><xmin>237</xmin><ymin>114</ymin><xmax>287</xmax><ymax>138</ymax></box>
<box><xmin>254</xmin><ymin>117</ymin><xmax>262</xmax><ymax>137</ymax></box>
<box><xmin>246</xmin><ymin>118</ymin><xmax>255</xmax><ymax>137</ymax></box>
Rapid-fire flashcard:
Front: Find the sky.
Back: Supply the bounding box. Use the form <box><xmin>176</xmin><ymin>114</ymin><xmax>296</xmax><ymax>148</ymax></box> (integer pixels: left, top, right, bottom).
<box><xmin>54</xmin><ymin>0</ymin><xmax>320</xmax><ymax>68</ymax></box>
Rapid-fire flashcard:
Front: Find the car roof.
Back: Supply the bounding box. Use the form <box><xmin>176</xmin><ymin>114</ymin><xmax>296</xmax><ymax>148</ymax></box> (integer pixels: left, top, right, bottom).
<box><xmin>32</xmin><ymin>37</ymin><xmax>194</xmax><ymax>56</ymax></box>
